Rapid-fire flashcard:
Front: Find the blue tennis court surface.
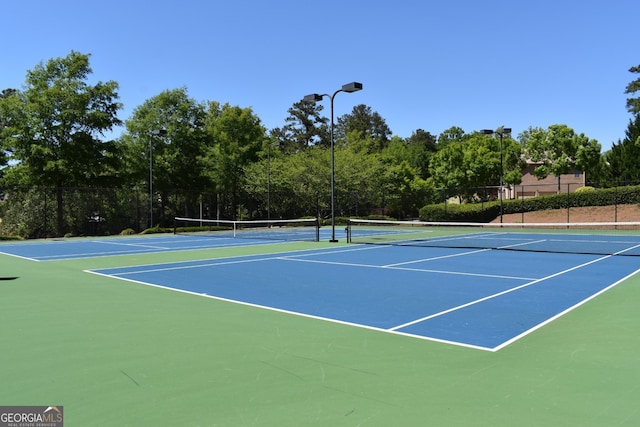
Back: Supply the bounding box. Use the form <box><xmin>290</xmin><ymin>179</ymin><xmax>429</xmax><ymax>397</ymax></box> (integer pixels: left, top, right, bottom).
<box><xmin>0</xmin><ymin>228</ymin><xmax>345</xmax><ymax>261</ymax></box>
<box><xmin>88</xmin><ymin>243</ymin><xmax>640</xmax><ymax>351</ymax></box>
<box><xmin>0</xmin><ymin>235</ymin><xmax>298</xmax><ymax>261</ymax></box>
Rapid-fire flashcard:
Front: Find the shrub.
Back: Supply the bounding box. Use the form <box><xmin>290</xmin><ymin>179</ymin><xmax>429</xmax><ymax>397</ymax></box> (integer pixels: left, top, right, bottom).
<box><xmin>141</xmin><ymin>226</ymin><xmax>174</xmax><ymax>235</ymax></box>
<box><xmin>575</xmin><ymin>186</ymin><xmax>596</xmax><ymax>193</ymax></box>
<box><xmin>0</xmin><ymin>235</ymin><xmax>22</xmax><ymax>241</ymax></box>
<box><xmin>419</xmin><ymin>185</ymin><xmax>640</xmax><ymax>222</ymax></box>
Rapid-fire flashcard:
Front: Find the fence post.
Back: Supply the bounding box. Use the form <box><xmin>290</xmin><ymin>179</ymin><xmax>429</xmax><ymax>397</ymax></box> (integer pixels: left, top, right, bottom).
<box><xmin>615</xmin><ymin>183</ymin><xmax>618</xmax><ymax>223</ymax></box>
<box><xmin>43</xmin><ymin>188</ymin><xmax>47</xmax><ymax>238</ymax></box>
<box><xmin>443</xmin><ymin>189</ymin><xmax>447</xmax><ymax>217</ymax></box>
<box><xmin>521</xmin><ymin>184</ymin><xmax>525</xmax><ymax>223</ymax></box>
<box><xmin>566</xmin><ymin>183</ymin><xmax>570</xmax><ymax>224</ymax></box>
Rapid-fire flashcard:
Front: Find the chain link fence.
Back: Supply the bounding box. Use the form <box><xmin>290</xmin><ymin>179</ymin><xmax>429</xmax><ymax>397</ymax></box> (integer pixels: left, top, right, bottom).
<box><xmin>428</xmin><ymin>182</ymin><xmax>640</xmax><ymax>223</ymax></box>
<box><xmin>1</xmin><ymin>181</ymin><xmax>637</xmax><ymax>238</ymax></box>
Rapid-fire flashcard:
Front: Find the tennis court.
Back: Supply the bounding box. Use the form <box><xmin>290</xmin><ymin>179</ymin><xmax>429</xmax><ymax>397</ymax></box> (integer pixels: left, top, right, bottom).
<box><xmin>0</xmin><ymin>217</ymin><xmax>325</xmax><ymax>261</ymax></box>
<box><xmin>0</xmin><ymin>234</ymin><xmax>294</xmax><ymax>261</ymax></box>
<box><xmin>84</xmin><ymin>237</ymin><xmax>638</xmax><ymax>351</ymax></box>
<box><xmin>2</xmin><ymin>222</ymin><xmax>640</xmax><ymax>425</ymax></box>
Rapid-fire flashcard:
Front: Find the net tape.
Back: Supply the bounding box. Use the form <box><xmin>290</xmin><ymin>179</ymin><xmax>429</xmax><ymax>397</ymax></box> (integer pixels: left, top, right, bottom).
<box><xmin>346</xmin><ymin>219</ymin><xmax>640</xmax><ymax>256</ymax></box>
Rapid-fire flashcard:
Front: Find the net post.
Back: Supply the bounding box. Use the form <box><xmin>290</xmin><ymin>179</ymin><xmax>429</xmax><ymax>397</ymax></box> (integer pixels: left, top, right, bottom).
<box><xmin>346</xmin><ymin>220</ymin><xmax>351</xmax><ymax>243</ymax></box>
<box><xmin>315</xmin><ymin>217</ymin><xmax>320</xmax><ymax>242</ymax></box>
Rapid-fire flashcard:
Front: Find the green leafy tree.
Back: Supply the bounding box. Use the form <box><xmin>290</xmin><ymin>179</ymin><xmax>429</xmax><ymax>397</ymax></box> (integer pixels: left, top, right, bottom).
<box><xmin>244</xmin><ymin>138</ymin><xmax>397</xmax><ymax>219</ymax></box>
<box><xmin>243</xmin><ymin>144</ymin><xmax>329</xmax><ymax>219</ymax></box>
<box><xmin>205</xmin><ymin>102</ymin><xmax>266</xmax><ymax>219</ymax></box>
<box><xmin>479</xmin><ymin>129</ymin><xmax>524</xmax><ymax>187</ymax></box>
<box><xmin>334</xmin><ymin>143</ymin><xmax>387</xmax><ymax>217</ymax></box>
<box><xmin>381</xmin><ymin>133</ymin><xmax>437</xmax><ymax>183</ymax></box>
<box><xmin>436</xmin><ymin>126</ymin><xmax>466</xmax><ymax>147</ymax></box>
<box><xmin>0</xmin><ymin>88</ymin><xmax>20</xmax><ymax>173</ymax></box>
<box><xmin>381</xmin><ymin>136</ymin><xmax>413</xmax><ymax>165</ymax></box>
<box><xmin>625</xmin><ymin>64</ymin><xmax>640</xmax><ymax>115</ymax></box>
<box><xmin>428</xmin><ymin>131</ymin><xmax>522</xmax><ymax>202</ymax></box>
<box><xmin>402</xmin><ymin>129</ymin><xmax>438</xmax><ymax>179</ymax></box>
<box><xmin>381</xmin><ymin>160</ymin><xmax>434</xmax><ymax>218</ymax></box>
<box><xmin>0</xmin><ymin>51</ymin><xmax>122</xmax><ymax>235</ymax></box>
<box><xmin>428</xmin><ymin>139</ymin><xmax>468</xmax><ymax>200</ymax></box>
<box><xmin>521</xmin><ymin>124</ymin><xmax>601</xmax><ymax>186</ymax></box>
<box><xmin>121</xmin><ymin>87</ymin><xmax>210</xmax><ymax>225</ymax></box>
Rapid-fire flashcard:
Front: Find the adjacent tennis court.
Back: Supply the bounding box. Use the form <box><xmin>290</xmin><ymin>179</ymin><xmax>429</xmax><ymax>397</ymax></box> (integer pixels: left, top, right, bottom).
<box><xmin>2</xmin><ymin>221</ymin><xmax>640</xmax><ymax>425</ymax></box>
<box><xmin>0</xmin><ymin>234</ymin><xmax>288</xmax><ymax>261</ymax></box>
<box><xmin>0</xmin><ymin>217</ymin><xmax>326</xmax><ymax>261</ymax></box>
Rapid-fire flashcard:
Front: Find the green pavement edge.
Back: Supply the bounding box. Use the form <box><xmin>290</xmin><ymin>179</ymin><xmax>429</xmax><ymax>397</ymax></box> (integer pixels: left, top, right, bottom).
<box><xmin>1</xmin><ymin>240</ymin><xmax>639</xmax><ymax>426</ymax></box>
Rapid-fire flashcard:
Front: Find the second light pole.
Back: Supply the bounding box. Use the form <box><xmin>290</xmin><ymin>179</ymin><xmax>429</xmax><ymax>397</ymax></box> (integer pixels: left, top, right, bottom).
<box><xmin>304</xmin><ymin>82</ymin><xmax>363</xmax><ymax>242</ymax></box>
<box><xmin>481</xmin><ymin>127</ymin><xmax>511</xmax><ymax>224</ymax></box>
<box><xmin>149</xmin><ymin>128</ymin><xmax>167</xmax><ymax>229</ymax></box>
<box><xmin>267</xmin><ymin>141</ymin><xmax>280</xmax><ymax>221</ymax></box>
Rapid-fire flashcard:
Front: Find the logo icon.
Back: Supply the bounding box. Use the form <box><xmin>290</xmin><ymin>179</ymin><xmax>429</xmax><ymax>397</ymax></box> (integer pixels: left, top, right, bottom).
<box><xmin>0</xmin><ymin>405</ymin><xmax>64</xmax><ymax>427</ymax></box>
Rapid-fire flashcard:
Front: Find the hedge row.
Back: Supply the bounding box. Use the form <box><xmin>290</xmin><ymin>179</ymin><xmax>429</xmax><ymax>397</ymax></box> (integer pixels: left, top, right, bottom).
<box><xmin>418</xmin><ymin>185</ymin><xmax>640</xmax><ymax>222</ymax></box>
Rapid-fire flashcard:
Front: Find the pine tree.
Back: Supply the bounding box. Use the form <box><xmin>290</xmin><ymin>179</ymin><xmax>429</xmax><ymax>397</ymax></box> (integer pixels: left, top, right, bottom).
<box><xmin>607</xmin><ymin>115</ymin><xmax>640</xmax><ymax>184</ymax></box>
<box><xmin>626</xmin><ymin>65</ymin><xmax>640</xmax><ymax>115</ymax></box>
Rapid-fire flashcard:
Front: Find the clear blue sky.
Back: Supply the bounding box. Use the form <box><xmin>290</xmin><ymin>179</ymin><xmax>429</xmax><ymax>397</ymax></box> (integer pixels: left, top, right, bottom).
<box><xmin>3</xmin><ymin>0</ymin><xmax>639</xmax><ymax>150</ymax></box>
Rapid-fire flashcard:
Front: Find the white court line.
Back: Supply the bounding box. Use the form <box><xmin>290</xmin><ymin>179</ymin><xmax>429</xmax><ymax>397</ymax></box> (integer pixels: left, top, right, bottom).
<box><xmin>0</xmin><ymin>251</ymin><xmax>41</xmax><ymax>262</ymax></box>
<box><xmin>103</xmin><ymin>242</ymin><xmax>536</xmax><ymax>281</ymax></box>
<box><xmin>103</xmin><ymin>246</ymin><xmax>384</xmax><ymax>276</ymax></box>
<box><xmin>388</xmin><ymin>252</ymin><xmax>619</xmax><ymax>333</ymax></box>
<box><xmin>95</xmin><ymin>242</ymin><xmax>534</xmax><ymax>280</ymax></box>
<box><xmin>30</xmin><ymin>238</ymin><xmax>281</xmax><ymax>261</ymax></box>
<box><xmin>491</xmin><ymin>267</ymin><xmax>640</xmax><ymax>351</ymax></box>
<box><xmin>107</xmin><ymin>256</ymin><xmax>282</xmax><ymax>276</ymax></box>
<box><xmin>90</xmin><ymin>245</ymin><xmax>365</xmax><ymax>275</ymax></box>
<box><xmin>497</xmin><ymin>239</ymin><xmax>547</xmax><ymax>249</ymax></box>
<box><xmin>383</xmin><ymin>248</ymin><xmax>492</xmax><ymax>267</ymax></box>
<box><xmin>89</xmin><ymin>240</ymin><xmax>171</xmax><ymax>250</ymax></box>
<box><xmin>278</xmin><ymin>256</ymin><xmax>536</xmax><ymax>281</ymax></box>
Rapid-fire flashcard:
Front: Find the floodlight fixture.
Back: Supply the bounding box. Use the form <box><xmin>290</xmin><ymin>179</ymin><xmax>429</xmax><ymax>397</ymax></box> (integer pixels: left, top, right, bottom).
<box><xmin>303</xmin><ymin>94</ymin><xmax>324</xmax><ymax>102</ymax></box>
<box><xmin>341</xmin><ymin>82</ymin><xmax>363</xmax><ymax>93</ymax></box>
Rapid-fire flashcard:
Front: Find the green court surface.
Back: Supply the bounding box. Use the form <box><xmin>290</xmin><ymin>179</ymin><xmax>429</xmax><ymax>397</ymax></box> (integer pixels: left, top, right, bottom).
<box><xmin>1</xmin><ymin>240</ymin><xmax>640</xmax><ymax>426</ymax></box>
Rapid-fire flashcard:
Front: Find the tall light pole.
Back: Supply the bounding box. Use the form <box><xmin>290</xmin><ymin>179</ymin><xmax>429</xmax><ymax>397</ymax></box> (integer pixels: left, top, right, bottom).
<box><xmin>267</xmin><ymin>141</ymin><xmax>280</xmax><ymax>221</ymax></box>
<box><xmin>304</xmin><ymin>82</ymin><xmax>363</xmax><ymax>242</ymax></box>
<box><xmin>149</xmin><ymin>128</ymin><xmax>167</xmax><ymax>229</ymax></box>
<box><xmin>481</xmin><ymin>127</ymin><xmax>511</xmax><ymax>223</ymax></box>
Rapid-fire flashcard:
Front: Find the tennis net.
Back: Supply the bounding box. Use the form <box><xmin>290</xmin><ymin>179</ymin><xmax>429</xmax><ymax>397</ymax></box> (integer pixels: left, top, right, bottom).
<box><xmin>346</xmin><ymin>218</ymin><xmax>640</xmax><ymax>256</ymax></box>
<box><xmin>174</xmin><ymin>217</ymin><xmax>320</xmax><ymax>242</ymax></box>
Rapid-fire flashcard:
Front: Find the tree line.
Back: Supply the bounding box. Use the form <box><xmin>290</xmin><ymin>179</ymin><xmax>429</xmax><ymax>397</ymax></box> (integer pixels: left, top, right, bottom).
<box><xmin>1</xmin><ymin>51</ymin><xmax>640</xmax><ymax>237</ymax></box>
